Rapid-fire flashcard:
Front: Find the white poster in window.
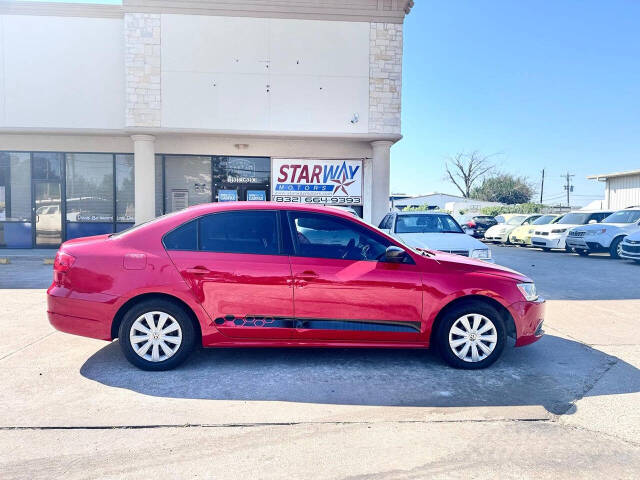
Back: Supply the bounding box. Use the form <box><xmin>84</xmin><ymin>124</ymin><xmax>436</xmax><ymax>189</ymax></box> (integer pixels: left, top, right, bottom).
<box><xmin>271</xmin><ymin>159</ymin><xmax>362</xmax><ymax>206</ymax></box>
<box><xmin>171</xmin><ymin>189</ymin><xmax>189</xmax><ymax>211</ymax></box>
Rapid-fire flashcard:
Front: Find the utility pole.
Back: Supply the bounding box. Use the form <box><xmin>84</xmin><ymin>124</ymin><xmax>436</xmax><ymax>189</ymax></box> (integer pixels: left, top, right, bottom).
<box><xmin>540</xmin><ymin>169</ymin><xmax>545</xmax><ymax>204</ymax></box>
<box><xmin>561</xmin><ymin>172</ymin><xmax>575</xmax><ymax>207</ymax></box>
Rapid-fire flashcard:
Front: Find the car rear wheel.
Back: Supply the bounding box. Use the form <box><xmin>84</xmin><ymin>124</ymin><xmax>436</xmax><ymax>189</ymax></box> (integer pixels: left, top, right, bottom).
<box><xmin>118</xmin><ymin>299</ymin><xmax>196</xmax><ymax>371</ymax></box>
<box><xmin>609</xmin><ymin>237</ymin><xmax>623</xmax><ymax>259</ymax></box>
<box><xmin>577</xmin><ymin>249</ymin><xmax>589</xmax><ymax>256</ymax></box>
<box><xmin>436</xmin><ymin>303</ymin><xmax>506</xmax><ymax>369</ymax></box>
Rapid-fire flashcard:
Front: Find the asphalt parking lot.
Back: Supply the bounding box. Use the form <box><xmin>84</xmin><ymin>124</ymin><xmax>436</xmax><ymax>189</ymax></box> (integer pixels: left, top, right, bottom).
<box><xmin>1</xmin><ymin>245</ymin><xmax>639</xmax><ymax>478</ymax></box>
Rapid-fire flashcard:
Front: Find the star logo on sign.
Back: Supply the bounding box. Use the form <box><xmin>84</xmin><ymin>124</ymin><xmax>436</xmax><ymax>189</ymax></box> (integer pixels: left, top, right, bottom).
<box><xmin>331</xmin><ymin>173</ymin><xmax>356</xmax><ymax>195</ymax></box>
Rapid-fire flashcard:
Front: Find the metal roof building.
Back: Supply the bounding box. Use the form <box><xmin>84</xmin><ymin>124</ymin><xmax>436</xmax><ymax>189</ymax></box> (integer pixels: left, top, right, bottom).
<box><xmin>587</xmin><ymin>169</ymin><xmax>640</xmax><ymax>210</ymax></box>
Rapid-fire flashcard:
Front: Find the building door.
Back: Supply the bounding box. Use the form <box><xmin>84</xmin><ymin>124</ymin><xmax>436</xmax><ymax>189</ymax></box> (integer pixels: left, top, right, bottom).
<box><xmin>32</xmin><ymin>153</ymin><xmax>64</xmax><ymax>248</ymax></box>
<box><xmin>34</xmin><ymin>182</ymin><xmax>62</xmax><ymax>247</ymax></box>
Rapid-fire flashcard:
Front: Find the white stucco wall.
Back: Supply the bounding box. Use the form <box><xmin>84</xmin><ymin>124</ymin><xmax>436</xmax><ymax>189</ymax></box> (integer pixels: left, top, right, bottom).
<box><xmin>160</xmin><ymin>15</ymin><xmax>370</xmax><ymax>133</ymax></box>
<box><xmin>0</xmin><ymin>14</ymin><xmax>124</xmax><ymax>129</ymax></box>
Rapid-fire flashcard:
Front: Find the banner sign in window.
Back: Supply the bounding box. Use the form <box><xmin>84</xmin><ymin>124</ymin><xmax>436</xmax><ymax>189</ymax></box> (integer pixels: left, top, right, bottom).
<box><xmin>218</xmin><ymin>189</ymin><xmax>238</xmax><ymax>202</ymax></box>
<box><xmin>247</xmin><ymin>190</ymin><xmax>266</xmax><ymax>201</ymax></box>
<box><xmin>271</xmin><ymin>159</ymin><xmax>363</xmax><ymax>206</ymax></box>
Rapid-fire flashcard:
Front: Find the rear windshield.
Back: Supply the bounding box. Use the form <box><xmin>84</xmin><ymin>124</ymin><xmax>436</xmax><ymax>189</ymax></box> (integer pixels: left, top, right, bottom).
<box><xmin>602</xmin><ymin>210</ymin><xmax>640</xmax><ymax>224</ymax></box>
<box><xmin>395</xmin><ymin>214</ymin><xmax>463</xmax><ymax>234</ymax></box>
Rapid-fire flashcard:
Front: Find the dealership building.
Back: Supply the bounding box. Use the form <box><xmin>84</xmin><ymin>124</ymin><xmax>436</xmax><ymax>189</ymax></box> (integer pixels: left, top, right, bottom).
<box><xmin>0</xmin><ymin>0</ymin><xmax>412</xmax><ymax>248</ymax></box>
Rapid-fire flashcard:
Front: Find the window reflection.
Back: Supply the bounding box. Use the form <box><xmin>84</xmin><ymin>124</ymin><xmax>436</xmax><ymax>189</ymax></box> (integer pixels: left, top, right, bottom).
<box><xmin>116</xmin><ymin>154</ymin><xmax>135</xmax><ymax>223</ymax></box>
<box><xmin>165</xmin><ymin>156</ymin><xmax>211</xmax><ymax>213</ymax></box>
<box><xmin>65</xmin><ymin>153</ymin><xmax>114</xmax><ymax>222</ymax></box>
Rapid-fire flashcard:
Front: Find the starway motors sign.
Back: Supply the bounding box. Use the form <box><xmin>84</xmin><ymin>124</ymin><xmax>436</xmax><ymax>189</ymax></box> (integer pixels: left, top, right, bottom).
<box><xmin>271</xmin><ymin>159</ymin><xmax>363</xmax><ymax>206</ymax></box>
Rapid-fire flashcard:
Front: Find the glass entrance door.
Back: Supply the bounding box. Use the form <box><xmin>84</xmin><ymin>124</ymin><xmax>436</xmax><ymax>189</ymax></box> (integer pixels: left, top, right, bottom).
<box><xmin>34</xmin><ymin>182</ymin><xmax>62</xmax><ymax>247</ymax></box>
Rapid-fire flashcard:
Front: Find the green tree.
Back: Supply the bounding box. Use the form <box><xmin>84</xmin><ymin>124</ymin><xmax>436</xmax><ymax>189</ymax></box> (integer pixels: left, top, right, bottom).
<box><xmin>471</xmin><ymin>174</ymin><xmax>534</xmax><ymax>204</ymax></box>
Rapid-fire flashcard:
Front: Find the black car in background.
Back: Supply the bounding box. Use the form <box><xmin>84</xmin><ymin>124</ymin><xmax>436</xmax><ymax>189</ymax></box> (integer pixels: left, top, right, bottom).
<box><xmin>463</xmin><ymin>215</ymin><xmax>498</xmax><ymax>238</ymax></box>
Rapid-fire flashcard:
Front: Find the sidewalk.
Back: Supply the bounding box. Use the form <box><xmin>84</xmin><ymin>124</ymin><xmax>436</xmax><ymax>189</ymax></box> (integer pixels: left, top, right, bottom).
<box><xmin>0</xmin><ymin>249</ymin><xmax>56</xmax><ymax>260</ymax></box>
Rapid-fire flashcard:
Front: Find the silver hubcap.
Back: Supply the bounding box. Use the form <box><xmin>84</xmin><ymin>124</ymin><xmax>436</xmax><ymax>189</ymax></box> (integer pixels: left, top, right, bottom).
<box><xmin>448</xmin><ymin>314</ymin><xmax>497</xmax><ymax>363</ymax></box>
<box><xmin>130</xmin><ymin>311</ymin><xmax>182</xmax><ymax>362</ymax></box>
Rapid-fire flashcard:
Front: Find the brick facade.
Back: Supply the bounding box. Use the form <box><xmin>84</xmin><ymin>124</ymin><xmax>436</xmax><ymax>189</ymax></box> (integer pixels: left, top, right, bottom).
<box><xmin>369</xmin><ymin>22</ymin><xmax>403</xmax><ymax>134</ymax></box>
<box><xmin>125</xmin><ymin>13</ymin><xmax>161</xmax><ymax>127</ymax></box>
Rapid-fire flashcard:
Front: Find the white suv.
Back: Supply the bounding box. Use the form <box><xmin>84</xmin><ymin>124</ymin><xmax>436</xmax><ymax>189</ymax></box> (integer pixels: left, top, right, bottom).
<box><xmin>566</xmin><ymin>208</ymin><xmax>640</xmax><ymax>258</ymax></box>
<box><xmin>531</xmin><ymin>210</ymin><xmax>613</xmax><ymax>252</ymax></box>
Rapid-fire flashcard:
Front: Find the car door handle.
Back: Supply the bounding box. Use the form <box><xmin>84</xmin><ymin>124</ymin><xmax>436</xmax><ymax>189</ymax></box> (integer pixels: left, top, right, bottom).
<box><xmin>296</xmin><ymin>271</ymin><xmax>319</xmax><ymax>280</ymax></box>
<box><xmin>185</xmin><ymin>266</ymin><xmax>211</xmax><ymax>275</ymax></box>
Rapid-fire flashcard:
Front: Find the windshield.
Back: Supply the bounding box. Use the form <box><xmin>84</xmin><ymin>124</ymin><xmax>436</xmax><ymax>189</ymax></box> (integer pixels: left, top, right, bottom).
<box><xmin>602</xmin><ymin>210</ymin><xmax>640</xmax><ymax>224</ymax></box>
<box><xmin>506</xmin><ymin>215</ymin><xmax>527</xmax><ymax>225</ymax></box>
<box><xmin>532</xmin><ymin>215</ymin><xmax>557</xmax><ymax>225</ymax></box>
<box><xmin>557</xmin><ymin>212</ymin><xmax>590</xmax><ymax>225</ymax></box>
<box><xmin>395</xmin><ymin>214</ymin><xmax>463</xmax><ymax>234</ymax></box>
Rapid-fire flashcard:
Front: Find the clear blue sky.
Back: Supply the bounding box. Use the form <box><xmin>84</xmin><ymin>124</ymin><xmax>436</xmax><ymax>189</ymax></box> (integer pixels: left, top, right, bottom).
<box><xmin>396</xmin><ymin>0</ymin><xmax>640</xmax><ymax>206</ymax></box>
<box><xmin>22</xmin><ymin>0</ymin><xmax>640</xmax><ymax>206</ymax></box>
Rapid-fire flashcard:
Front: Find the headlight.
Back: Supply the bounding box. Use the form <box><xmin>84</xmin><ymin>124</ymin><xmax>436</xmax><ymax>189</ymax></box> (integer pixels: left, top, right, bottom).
<box><xmin>585</xmin><ymin>229</ymin><xmax>606</xmax><ymax>235</ymax></box>
<box><xmin>551</xmin><ymin>228</ymin><xmax>567</xmax><ymax>234</ymax></box>
<box><xmin>517</xmin><ymin>283</ymin><xmax>538</xmax><ymax>301</ymax></box>
<box><xmin>528</xmin><ymin>229</ymin><xmax>534</xmax><ymax>234</ymax></box>
<box><xmin>471</xmin><ymin>249</ymin><xmax>491</xmax><ymax>259</ymax></box>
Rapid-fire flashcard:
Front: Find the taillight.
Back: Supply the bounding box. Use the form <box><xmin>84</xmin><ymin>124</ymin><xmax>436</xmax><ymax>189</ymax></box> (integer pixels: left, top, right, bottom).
<box><xmin>54</xmin><ymin>251</ymin><xmax>76</xmax><ymax>273</ymax></box>
<box><xmin>466</xmin><ymin>221</ymin><xmax>476</xmax><ymax>228</ymax></box>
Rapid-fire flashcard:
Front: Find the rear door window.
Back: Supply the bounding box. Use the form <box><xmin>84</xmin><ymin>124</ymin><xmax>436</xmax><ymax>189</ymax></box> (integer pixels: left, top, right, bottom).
<box><xmin>198</xmin><ymin>211</ymin><xmax>279</xmax><ymax>255</ymax></box>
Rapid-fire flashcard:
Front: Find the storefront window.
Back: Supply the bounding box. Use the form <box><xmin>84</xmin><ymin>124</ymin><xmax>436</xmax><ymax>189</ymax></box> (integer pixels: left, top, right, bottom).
<box><xmin>164</xmin><ymin>155</ymin><xmax>211</xmax><ymax>213</ymax></box>
<box><xmin>213</xmin><ymin>156</ymin><xmax>270</xmax><ymax>202</ymax></box>
<box><xmin>65</xmin><ymin>153</ymin><xmax>114</xmax><ymax>239</ymax></box>
<box><xmin>0</xmin><ymin>152</ymin><xmax>32</xmax><ymax>248</ymax></box>
<box><xmin>116</xmin><ymin>154</ymin><xmax>135</xmax><ymax>224</ymax></box>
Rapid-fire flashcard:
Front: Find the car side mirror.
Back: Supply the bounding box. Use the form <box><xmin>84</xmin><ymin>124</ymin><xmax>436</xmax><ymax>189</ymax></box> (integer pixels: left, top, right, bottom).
<box><xmin>588</xmin><ymin>219</ymin><xmax>598</xmax><ymax>224</ymax></box>
<box><xmin>383</xmin><ymin>246</ymin><xmax>408</xmax><ymax>263</ymax></box>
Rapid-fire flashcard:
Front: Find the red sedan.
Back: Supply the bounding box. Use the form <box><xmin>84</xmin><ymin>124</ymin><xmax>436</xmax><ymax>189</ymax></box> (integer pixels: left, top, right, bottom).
<box><xmin>47</xmin><ymin>202</ymin><xmax>544</xmax><ymax>370</ymax></box>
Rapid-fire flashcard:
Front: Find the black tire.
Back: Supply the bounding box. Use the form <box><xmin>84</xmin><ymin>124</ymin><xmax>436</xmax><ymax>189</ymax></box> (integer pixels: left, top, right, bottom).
<box><xmin>565</xmin><ymin>246</ymin><xmax>574</xmax><ymax>253</ymax></box>
<box><xmin>542</xmin><ymin>247</ymin><xmax>551</xmax><ymax>252</ymax></box>
<box><xmin>436</xmin><ymin>302</ymin><xmax>506</xmax><ymax>370</ymax></box>
<box><xmin>577</xmin><ymin>249</ymin><xmax>589</xmax><ymax>256</ymax></box>
<box><xmin>118</xmin><ymin>299</ymin><xmax>196</xmax><ymax>371</ymax></box>
<box><xmin>609</xmin><ymin>237</ymin><xmax>623</xmax><ymax>259</ymax></box>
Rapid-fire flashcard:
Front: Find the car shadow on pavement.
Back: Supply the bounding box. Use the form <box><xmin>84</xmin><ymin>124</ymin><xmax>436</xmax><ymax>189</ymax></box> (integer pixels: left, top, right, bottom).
<box><xmin>80</xmin><ymin>334</ymin><xmax>640</xmax><ymax>415</ymax></box>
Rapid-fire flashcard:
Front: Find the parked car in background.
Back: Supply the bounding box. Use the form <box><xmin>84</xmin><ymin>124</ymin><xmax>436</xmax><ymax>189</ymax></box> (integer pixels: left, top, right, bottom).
<box><xmin>48</xmin><ymin>202</ymin><xmax>544</xmax><ymax>370</ymax></box>
<box><xmin>379</xmin><ymin>211</ymin><xmax>493</xmax><ymax>262</ymax></box>
<box><xmin>462</xmin><ymin>215</ymin><xmax>498</xmax><ymax>238</ymax></box>
<box><xmin>565</xmin><ymin>208</ymin><xmax>640</xmax><ymax>258</ymax></box>
<box><xmin>531</xmin><ymin>210</ymin><xmax>613</xmax><ymax>252</ymax></box>
<box><xmin>484</xmin><ymin>214</ymin><xmax>542</xmax><ymax>243</ymax></box>
<box><xmin>619</xmin><ymin>230</ymin><xmax>640</xmax><ymax>263</ymax></box>
<box><xmin>509</xmin><ymin>214</ymin><xmax>562</xmax><ymax>246</ymax></box>
<box><xmin>494</xmin><ymin>214</ymin><xmax>522</xmax><ymax>224</ymax></box>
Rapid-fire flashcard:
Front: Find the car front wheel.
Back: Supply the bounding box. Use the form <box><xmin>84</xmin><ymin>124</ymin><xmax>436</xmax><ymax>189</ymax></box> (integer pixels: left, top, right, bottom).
<box><xmin>436</xmin><ymin>303</ymin><xmax>506</xmax><ymax>369</ymax></box>
<box><xmin>118</xmin><ymin>299</ymin><xmax>196</xmax><ymax>371</ymax></box>
<box><xmin>609</xmin><ymin>237</ymin><xmax>624</xmax><ymax>259</ymax></box>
